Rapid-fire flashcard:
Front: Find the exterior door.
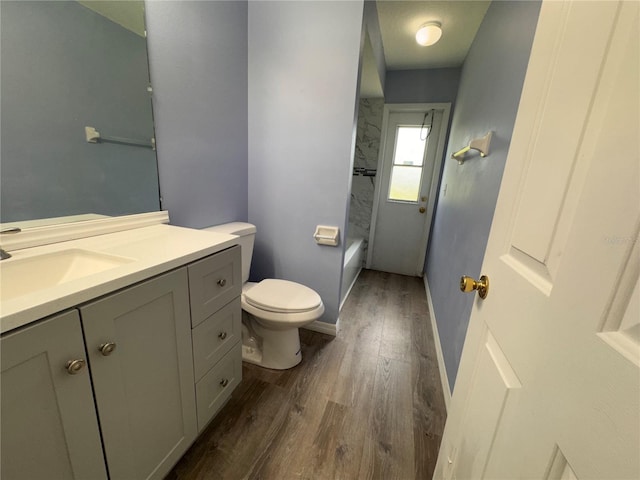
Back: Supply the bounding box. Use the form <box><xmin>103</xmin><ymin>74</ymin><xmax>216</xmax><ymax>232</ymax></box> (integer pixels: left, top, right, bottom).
<box><xmin>368</xmin><ymin>104</ymin><xmax>450</xmax><ymax>276</ymax></box>
<box><xmin>435</xmin><ymin>1</ymin><xmax>639</xmax><ymax>479</ymax></box>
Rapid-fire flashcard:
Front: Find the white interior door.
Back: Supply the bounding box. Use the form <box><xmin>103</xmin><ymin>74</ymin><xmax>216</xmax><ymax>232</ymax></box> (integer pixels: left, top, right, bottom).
<box><xmin>368</xmin><ymin>104</ymin><xmax>449</xmax><ymax>276</ymax></box>
<box><xmin>435</xmin><ymin>1</ymin><xmax>639</xmax><ymax>478</ymax></box>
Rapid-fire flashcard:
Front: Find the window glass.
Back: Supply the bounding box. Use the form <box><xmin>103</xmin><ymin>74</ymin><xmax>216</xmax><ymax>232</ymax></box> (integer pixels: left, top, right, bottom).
<box><xmin>388</xmin><ymin>126</ymin><xmax>427</xmax><ymax>202</ymax></box>
<box><xmin>389</xmin><ymin>166</ymin><xmax>422</xmax><ymax>202</ymax></box>
<box><xmin>393</xmin><ymin>127</ymin><xmax>427</xmax><ymax>166</ymax></box>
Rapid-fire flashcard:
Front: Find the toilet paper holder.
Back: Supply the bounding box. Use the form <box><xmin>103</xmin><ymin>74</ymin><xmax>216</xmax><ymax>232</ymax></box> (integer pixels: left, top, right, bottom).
<box><xmin>313</xmin><ymin>225</ymin><xmax>340</xmax><ymax>246</ymax></box>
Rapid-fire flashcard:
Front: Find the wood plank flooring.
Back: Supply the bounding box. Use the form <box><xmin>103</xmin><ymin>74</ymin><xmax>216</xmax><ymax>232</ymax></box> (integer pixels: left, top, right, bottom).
<box><xmin>167</xmin><ymin>269</ymin><xmax>447</xmax><ymax>480</ymax></box>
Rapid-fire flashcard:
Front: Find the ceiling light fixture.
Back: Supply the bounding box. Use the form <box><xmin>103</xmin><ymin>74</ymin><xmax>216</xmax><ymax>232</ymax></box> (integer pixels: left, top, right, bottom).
<box><xmin>415</xmin><ymin>22</ymin><xmax>442</xmax><ymax>47</ymax></box>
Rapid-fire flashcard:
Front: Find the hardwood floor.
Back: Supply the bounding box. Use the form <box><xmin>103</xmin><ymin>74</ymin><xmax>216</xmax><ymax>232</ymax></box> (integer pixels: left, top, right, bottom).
<box><xmin>167</xmin><ymin>269</ymin><xmax>447</xmax><ymax>480</ymax></box>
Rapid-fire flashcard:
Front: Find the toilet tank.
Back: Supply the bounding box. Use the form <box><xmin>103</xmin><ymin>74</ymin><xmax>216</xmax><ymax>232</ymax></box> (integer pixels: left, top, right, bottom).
<box><xmin>203</xmin><ymin>222</ymin><xmax>256</xmax><ymax>283</ymax></box>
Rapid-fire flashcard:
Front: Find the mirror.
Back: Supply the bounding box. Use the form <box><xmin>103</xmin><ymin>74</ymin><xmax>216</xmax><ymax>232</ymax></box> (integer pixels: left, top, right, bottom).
<box><xmin>0</xmin><ymin>0</ymin><xmax>160</xmax><ymax>228</ymax></box>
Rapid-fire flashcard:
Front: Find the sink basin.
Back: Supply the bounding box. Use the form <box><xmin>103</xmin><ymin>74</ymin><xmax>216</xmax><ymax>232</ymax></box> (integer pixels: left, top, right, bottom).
<box><xmin>0</xmin><ymin>249</ymin><xmax>134</xmax><ymax>301</ymax></box>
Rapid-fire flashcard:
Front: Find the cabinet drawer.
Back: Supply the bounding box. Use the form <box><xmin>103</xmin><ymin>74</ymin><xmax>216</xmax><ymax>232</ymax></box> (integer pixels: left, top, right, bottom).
<box><xmin>195</xmin><ymin>342</ymin><xmax>242</xmax><ymax>432</ymax></box>
<box><xmin>192</xmin><ymin>298</ymin><xmax>241</xmax><ymax>382</ymax></box>
<box><xmin>188</xmin><ymin>246</ymin><xmax>241</xmax><ymax>328</ymax></box>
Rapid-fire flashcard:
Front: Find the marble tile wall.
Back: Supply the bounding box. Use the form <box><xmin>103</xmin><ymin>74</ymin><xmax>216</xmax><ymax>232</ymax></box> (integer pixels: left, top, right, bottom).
<box><xmin>348</xmin><ymin>98</ymin><xmax>384</xmax><ymax>263</ymax></box>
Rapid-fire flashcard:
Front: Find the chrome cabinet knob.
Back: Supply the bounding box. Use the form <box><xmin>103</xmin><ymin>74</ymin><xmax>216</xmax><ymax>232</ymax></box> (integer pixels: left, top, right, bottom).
<box><xmin>218</xmin><ymin>331</ymin><xmax>227</xmax><ymax>340</ymax></box>
<box><xmin>217</xmin><ymin>278</ymin><xmax>227</xmax><ymax>287</ymax></box>
<box><xmin>220</xmin><ymin>378</ymin><xmax>229</xmax><ymax>387</ymax></box>
<box><xmin>66</xmin><ymin>359</ymin><xmax>86</xmax><ymax>375</ymax></box>
<box><xmin>99</xmin><ymin>342</ymin><xmax>117</xmax><ymax>356</ymax></box>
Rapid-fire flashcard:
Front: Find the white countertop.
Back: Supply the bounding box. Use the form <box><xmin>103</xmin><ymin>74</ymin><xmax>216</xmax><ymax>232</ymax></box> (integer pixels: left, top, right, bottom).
<box><xmin>0</xmin><ymin>224</ymin><xmax>238</xmax><ymax>334</ymax></box>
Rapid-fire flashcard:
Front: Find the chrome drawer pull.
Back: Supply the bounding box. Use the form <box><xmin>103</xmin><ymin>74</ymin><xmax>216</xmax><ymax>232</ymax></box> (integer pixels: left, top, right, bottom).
<box><xmin>99</xmin><ymin>342</ymin><xmax>117</xmax><ymax>356</ymax></box>
<box><xmin>220</xmin><ymin>378</ymin><xmax>229</xmax><ymax>387</ymax></box>
<box><xmin>217</xmin><ymin>278</ymin><xmax>227</xmax><ymax>287</ymax></box>
<box><xmin>66</xmin><ymin>359</ymin><xmax>86</xmax><ymax>375</ymax></box>
<box><xmin>218</xmin><ymin>331</ymin><xmax>227</xmax><ymax>340</ymax></box>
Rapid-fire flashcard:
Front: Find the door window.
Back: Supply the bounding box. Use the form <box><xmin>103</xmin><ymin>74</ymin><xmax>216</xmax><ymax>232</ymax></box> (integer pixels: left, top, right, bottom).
<box><xmin>388</xmin><ymin>126</ymin><xmax>428</xmax><ymax>202</ymax></box>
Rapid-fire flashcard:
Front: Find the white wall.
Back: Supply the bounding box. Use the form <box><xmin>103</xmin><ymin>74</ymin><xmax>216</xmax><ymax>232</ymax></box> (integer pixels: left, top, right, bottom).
<box><xmin>247</xmin><ymin>0</ymin><xmax>364</xmax><ymax>325</ymax></box>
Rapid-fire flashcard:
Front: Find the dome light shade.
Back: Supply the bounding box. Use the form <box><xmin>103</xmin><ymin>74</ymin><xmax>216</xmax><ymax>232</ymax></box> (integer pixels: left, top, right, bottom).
<box><xmin>415</xmin><ymin>22</ymin><xmax>442</xmax><ymax>47</ymax></box>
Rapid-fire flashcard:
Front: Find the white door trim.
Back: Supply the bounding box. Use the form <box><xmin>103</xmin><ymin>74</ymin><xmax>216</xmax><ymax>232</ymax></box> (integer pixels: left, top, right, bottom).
<box><xmin>366</xmin><ymin>102</ymin><xmax>451</xmax><ymax>273</ymax></box>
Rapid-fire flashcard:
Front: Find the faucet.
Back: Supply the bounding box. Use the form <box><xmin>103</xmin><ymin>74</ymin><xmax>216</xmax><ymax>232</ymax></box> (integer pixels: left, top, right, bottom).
<box><xmin>0</xmin><ymin>227</ymin><xmax>21</xmax><ymax>260</ymax></box>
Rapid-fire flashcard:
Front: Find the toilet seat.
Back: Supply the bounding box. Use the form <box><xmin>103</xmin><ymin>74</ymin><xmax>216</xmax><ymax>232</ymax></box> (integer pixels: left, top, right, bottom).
<box><xmin>244</xmin><ymin>279</ymin><xmax>322</xmax><ymax>313</ymax></box>
<box><xmin>242</xmin><ymin>279</ymin><xmax>325</xmax><ymax>328</ymax></box>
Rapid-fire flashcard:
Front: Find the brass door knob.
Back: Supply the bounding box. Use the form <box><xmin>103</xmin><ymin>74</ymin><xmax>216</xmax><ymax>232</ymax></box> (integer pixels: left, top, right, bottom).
<box><xmin>460</xmin><ymin>275</ymin><xmax>489</xmax><ymax>299</ymax></box>
<box><xmin>419</xmin><ymin>207</ymin><xmax>426</xmax><ymax>213</ymax></box>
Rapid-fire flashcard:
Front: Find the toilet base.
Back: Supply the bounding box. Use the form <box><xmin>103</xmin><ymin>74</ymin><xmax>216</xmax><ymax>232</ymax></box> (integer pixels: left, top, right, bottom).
<box><xmin>241</xmin><ymin>344</ymin><xmax>263</xmax><ymax>366</ymax></box>
<box><xmin>241</xmin><ymin>314</ymin><xmax>303</xmax><ymax>370</ymax></box>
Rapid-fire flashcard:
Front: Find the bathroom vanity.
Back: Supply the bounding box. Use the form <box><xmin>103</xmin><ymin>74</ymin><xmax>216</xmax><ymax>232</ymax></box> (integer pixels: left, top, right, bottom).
<box><xmin>0</xmin><ymin>216</ymin><xmax>243</xmax><ymax>480</ymax></box>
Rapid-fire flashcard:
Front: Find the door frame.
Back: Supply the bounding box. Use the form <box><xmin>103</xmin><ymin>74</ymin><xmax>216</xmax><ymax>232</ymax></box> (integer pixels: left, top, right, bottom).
<box><xmin>366</xmin><ymin>102</ymin><xmax>451</xmax><ymax>273</ymax></box>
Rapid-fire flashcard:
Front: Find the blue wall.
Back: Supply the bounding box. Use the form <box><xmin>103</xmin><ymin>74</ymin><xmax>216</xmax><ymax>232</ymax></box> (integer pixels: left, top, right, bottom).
<box><xmin>426</xmin><ymin>0</ymin><xmax>541</xmax><ymax>393</ymax></box>
<box><xmin>145</xmin><ymin>0</ymin><xmax>248</xmax><ymax>228</ymax></box>
<box><xmin>384</xmin><ymin>68</ymin><xmax>461</xmax><ymax>105</ymax></box>
<box><xmin>1</xmin><ymin>1</ymin><xmax>159</xmax><ymax>222</ymax></box>
<box><xmin>247</xmin><ymin>0</ymin><xmax>364</xmax><ymax>325</ymax></box>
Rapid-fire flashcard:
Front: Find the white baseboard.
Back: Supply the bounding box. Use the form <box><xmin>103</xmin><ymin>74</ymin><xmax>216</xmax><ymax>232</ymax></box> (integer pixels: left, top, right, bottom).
<box><xmin>302</xmin><ymin>318</ymin><xmax>339</xmax><ymax>336</ymax></box>
<box><xmin>423</xmin><ymin>277</ymin><xmax>452</xmax><ymax>410</ymax></box>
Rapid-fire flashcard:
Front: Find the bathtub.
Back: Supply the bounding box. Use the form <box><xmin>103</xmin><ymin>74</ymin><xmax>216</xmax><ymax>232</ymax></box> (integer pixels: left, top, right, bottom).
<box><xmin>340</xmin><ymin>237</ymin><xmax>365</xmax><ymax>308</ymax></box>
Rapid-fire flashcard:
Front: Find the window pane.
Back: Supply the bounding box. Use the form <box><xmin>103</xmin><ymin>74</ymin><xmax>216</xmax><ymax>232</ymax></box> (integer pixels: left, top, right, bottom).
<box><xmin>389</xmin><ymin>166</ymin><xmax>421</xmax><ymax>202</ymax></box>
<box><xmin>394</xmin><ymin>127</ymin><xmax>427</xmax><ymax>166</ymax></box>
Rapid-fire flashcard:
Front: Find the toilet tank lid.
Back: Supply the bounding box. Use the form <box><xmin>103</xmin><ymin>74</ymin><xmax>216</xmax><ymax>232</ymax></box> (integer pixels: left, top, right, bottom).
<box><xmin>203</xmin><ymin>222</ymin><xmax>256</xmax><ymax>236</ymax></box>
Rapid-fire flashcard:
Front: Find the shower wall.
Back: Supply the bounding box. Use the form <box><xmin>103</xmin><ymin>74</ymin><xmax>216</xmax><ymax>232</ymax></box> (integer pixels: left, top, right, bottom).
<box><xmin>348</xmin><ymin>97</ymin><xmax>384</xmax><ymax>262</ymax></box>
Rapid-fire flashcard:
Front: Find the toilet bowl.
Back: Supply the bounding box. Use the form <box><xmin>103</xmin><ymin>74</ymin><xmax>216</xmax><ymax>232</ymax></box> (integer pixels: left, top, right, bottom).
<box><xmin>203</xmin><ymin>223</ymin><xmax>325</xmax><ymax>370</ymax></box>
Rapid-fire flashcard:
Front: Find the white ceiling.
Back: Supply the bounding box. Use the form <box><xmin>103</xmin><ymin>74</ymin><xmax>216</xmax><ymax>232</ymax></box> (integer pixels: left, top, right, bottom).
<box><xmin>77</xmin><ymin>0</ymin><xmax>145</xmax><ymax>37</ymax></box>
<box><xmin>360</xmin><ymin>1</ymin><xmax>490</xmax><ymax>97</ymax></box>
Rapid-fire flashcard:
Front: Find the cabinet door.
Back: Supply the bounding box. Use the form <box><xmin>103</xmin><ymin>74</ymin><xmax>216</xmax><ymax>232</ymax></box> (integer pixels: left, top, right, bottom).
<box><xmin>80</xmin><ymin>268</ymin><xmax>197</xmax><ymax>480</ymax></box>
<box><xmin>1</xmin><ymin>310</ymin><xmax>107</xmax><ymax>480</ymax></box>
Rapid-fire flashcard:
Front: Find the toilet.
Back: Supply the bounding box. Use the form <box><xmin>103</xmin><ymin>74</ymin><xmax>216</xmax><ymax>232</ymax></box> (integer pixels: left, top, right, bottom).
<box><xmin>203</xmin><ymin>222</ymin><xmax>324</xmax><ymax>369</ymax></box>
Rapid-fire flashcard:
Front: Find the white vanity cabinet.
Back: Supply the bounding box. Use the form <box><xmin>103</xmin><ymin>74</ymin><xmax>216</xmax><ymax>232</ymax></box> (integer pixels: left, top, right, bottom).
<box><xmin>0</xmin><ymin>243</ymin><xmax>243</xmax><ymax>480</ymax></box>
<box><xmin>188</xmin><ymin>245</ymin><xmax>243</xmax><ymax>431</ymax></box>
<box><xmin>0</xmin><ymin>310</ymin><xmax>107</xmax><ymax>480</ymax></box>
<box><xmin>79</xmin><ymin>267</ymin><xmax>197</xmax><ymax>480</ymax></box>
